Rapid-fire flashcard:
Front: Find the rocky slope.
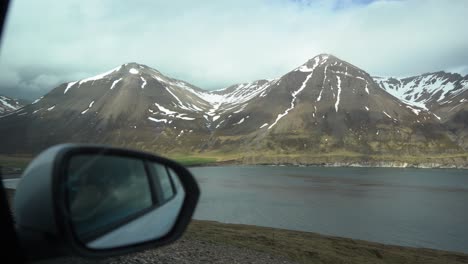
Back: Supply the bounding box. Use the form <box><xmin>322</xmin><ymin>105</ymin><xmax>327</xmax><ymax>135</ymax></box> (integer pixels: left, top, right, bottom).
<box><xmin>0</xmin><ymin>55</ymin><xmax>466</xmax><ymax>166</ymax></box>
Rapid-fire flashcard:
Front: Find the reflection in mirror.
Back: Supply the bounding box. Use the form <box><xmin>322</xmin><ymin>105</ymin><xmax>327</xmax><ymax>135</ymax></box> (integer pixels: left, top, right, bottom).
<box><xmin>67</xmin><ymin>155</ymin><xmax>152</xmax><ymax>238</ymax></box>
<box><xmin>65</xmin><ymin>154</ymin><xmax>185</xmax><ymax>249</ymax></box>
<box><xmin>150</xmin><ymin>163</ymin><xmax>175</xmax><ymax>202</ymax></box>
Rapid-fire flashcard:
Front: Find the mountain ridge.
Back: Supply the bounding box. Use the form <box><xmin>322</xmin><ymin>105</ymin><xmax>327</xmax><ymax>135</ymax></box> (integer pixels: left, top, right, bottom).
<box><xmin>0</xmin><ymin>54</ymin><xmax>467</xmax><ymax>167</ymax></box>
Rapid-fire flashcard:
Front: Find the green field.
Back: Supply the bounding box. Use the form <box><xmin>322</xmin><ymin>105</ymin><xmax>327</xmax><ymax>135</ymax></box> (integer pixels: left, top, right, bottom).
<box><xmin>2</xmin><ymin>151</ymin><xmax>468</xmax><ymax>176</ymax></box>
<box><xmin>170</xmin><ymin>156</ymin><xmax>218</xmax><ymax>166</ymax></box>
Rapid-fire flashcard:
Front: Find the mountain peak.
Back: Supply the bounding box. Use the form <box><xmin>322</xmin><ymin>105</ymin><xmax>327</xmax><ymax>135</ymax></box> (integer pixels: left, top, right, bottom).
<box><xmin>297</xmin><ymin>53</ymin><xmax>363</xmax><ymax>75</ymax></box>
<box><xmin>121</xmin><ymin>62</ymin><xmax>145</xmax><ymax>68</ymax></box>
<box><xmin>312</xmin><ymin>53</ymin><xmax>339</xmax><ymax>61</ymax></box>
<box><xmin>309</xmin><ymin>53</ymin><xmax>332</xmax><ymax>62</ymax></box>
<box><xmin>301</xmin><ymin>53</ymin><xmax>345</xmax><ymax>68</ymax></box>
<box><xmin>119</xmin><ymin>62</ymin><xmax>146</xmax><ymax>72</ymax></box>
<box><xmin>119</xmin><ymin>62</ymin><xmax>164</xmax><ymax>76</ymax></box>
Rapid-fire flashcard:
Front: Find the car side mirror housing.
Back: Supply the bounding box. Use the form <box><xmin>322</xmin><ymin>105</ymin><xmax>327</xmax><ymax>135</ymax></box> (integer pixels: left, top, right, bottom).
<box><xmin>13</xmin><ymin>144</ymin><xmax>200</xmax><ymax>260</ymax></box>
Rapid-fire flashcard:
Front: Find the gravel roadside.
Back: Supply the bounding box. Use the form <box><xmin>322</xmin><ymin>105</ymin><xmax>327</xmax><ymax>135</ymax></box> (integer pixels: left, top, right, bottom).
<box><xmin>5</xmin><ymin>188</ymin><xmax>295</xmax><ymax>264</ymax></box>
<box><xmin>36</xmin><ymin>237</ymin><xmax>297</xmax><ymax>264</ymax></box>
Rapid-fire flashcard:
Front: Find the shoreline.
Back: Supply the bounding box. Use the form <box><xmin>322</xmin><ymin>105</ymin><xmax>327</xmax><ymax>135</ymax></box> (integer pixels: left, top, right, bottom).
<box><xmin>2</xmin><ymin>153</ymin><xmax>468</xmax><ymax>173</ymax></box>
<box><xmin>187</xmin><ymin>220</ymin><xmax>468</xmax><ymax>263</ymax></box>
<box><xmin>3</xmin><ymin>163</ymin><xmax>467</xmax><ymax>176</ymax></box>
<box><xmin>35</xmin><ymin>219</ymin><xmax>468</xmax><ymax>264</ymax></box>
<box><xmin>188</xmin><ymin>161</ymin><xmax>468</xmax><ymax>170</ymax></box>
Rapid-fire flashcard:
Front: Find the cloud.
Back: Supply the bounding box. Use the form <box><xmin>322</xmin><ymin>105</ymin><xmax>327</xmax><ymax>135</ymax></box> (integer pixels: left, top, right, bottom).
<box><xmin>446</xmin><ymin>65</ymin><xmax>468</xmax><ymax>76</ymax></box>
<box><xmin>0</xmin><ymin>0</ymin><xmax>467</xmax><ymax>100</ymax></box>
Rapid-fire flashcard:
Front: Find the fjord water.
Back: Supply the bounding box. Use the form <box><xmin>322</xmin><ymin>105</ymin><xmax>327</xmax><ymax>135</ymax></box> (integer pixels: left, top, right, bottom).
<box><xmin>190</xmin><ymin>166</ymin><xmax>468</xmax><ymax>253</ymax></box>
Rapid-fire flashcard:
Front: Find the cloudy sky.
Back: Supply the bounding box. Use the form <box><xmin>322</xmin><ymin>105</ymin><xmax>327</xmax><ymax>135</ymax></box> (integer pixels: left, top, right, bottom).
<box><xmin>0</xmin><ymin>0</ymin><xmax>467</xmax><ymax>100</ymax></box>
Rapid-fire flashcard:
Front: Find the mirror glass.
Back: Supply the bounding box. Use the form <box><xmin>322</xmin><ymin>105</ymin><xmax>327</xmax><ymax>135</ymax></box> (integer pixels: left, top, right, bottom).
<box><xmin>65</xmin><ymin>154</ymin><xmax>185</xmax><ymax>249</ymax></box>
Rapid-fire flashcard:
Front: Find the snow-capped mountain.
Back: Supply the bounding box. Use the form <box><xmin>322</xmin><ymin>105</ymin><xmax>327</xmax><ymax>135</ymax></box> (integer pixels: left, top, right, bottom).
<box><xmin>206</xmin><ymin>54</ymin><xmax>461</xmax><ymax>163</ymax></box>
<box><xmin>0</xmin><ymin>55</ymin><xmax>466</xmax><ymax>167</ymax></box>
<box><xmin>215</xmin><ymin>54</ymin><xmax>438</xmax><ymax>133</ymax></box>
<box><xmin>0</xmin><ymin>95</ymin><xmax>26</xmax><ymax>114</ymax></box>
<box><xmin>373</xmin><ymin>72</ymin><xmax>468</xmax><ymax>120</ymax></box>
<box><xmin>374</xmin><ymin>71</ymin><xmax>468</xmax><ymax>151</ymax></box>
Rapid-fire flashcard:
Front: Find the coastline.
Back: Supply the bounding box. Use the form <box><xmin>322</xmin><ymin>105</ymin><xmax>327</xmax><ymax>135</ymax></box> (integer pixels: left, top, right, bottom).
<box><xmin>2</xmin><ymin>152</ymin><xmax>468</xmax><ymax>174</ymax></box>
<box><xmin>187</xmin><ymin>160</ymin><xmax>468</xmax><ymax>169</ymax></box>
<box><xmin>179</xmin><ymin>150</ymin><xmax>468</xmax><ymax>169</ymax></box>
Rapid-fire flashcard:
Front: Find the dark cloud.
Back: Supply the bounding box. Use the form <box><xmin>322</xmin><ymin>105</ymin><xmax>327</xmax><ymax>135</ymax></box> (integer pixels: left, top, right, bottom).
<box><xmin>0</xmin><ymin>0</ymin><xmax>467</xmax><ymax>100</ymax></box>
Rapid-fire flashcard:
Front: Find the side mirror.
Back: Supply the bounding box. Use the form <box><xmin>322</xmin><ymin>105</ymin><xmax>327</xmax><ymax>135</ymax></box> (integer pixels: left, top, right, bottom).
<box><xmin>13</xmin><ymin>144</ymin><xmax>199</xmax><ymax>260</ymax></box>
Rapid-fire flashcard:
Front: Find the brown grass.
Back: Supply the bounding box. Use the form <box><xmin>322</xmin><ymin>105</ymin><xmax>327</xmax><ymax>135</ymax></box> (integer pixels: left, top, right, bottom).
<box><xmin>186</xmin><ymin>220</ymin><xmax>468</xmax><ymax>264</ymax></box>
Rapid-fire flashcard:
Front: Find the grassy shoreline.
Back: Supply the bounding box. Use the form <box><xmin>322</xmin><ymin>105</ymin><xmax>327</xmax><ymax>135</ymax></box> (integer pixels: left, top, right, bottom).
<box><xmin>2</xmin><ymin>152</ymin><xmax>468</xmax><ymax>175</ymax></box>
<box><xmin>187</xmin><ymin>220</ymin><xmax>468</xmax><ymax>264</ymax></box>
<box><xmin>173</xmin><ymin>152</ymin><xmax>468</xmax><ymax>169</ymax></box>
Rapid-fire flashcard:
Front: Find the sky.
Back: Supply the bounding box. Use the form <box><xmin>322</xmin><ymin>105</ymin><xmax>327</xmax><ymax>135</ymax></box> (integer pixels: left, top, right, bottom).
<box><xmin>0</xmin><ymin>0</ymin><xmax>467</xmax><ymax>100</ymax></box>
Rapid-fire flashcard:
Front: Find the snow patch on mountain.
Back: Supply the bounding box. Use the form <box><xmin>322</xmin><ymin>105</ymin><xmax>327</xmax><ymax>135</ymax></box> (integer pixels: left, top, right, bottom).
<box><xmin>234</xmin><ymin>118</ymin><xmax>245</xmax><ymax>125</ymax></box>
<box><xmin>176</xmin><ymin>130</ymin><xmax>184</xmax><ymax>138</ymax></box>
<box><xmin>32</xmin><ymin>97</ymin><xmax>43</xmax><ymax>104</ymax></box>
<box><xmin>155</xmin><ymin>103</ymin><xmax>178</xmax><ymax>115</ymax></box>
<box><xmin>153</xmin><ymin>102</ymin><xmax>196</xmax><ymax>120</ymax></box>
<box><xmin>110</xmin><ymin>78</ymin><xmax>122</xmax><ymax>90</ymax></box>
<box><xmin>78</xmin><ymin>65</ymin><xmax>122</xmax><ymax>86</ymax></box>
<box><xmin>81</xmin><ymin>101</ymin><xmax>96</xmax><ymax>115</ymax></box>
<box><xmin>148</xmin><ymin>117</ymin><xmax>167</xmax><ymax>123</ymax></box>
<box><xmin>317</xmin><ymin>65</ymin><xmax>328</xmax><ymax>102</ymax></box>
<box><xmin>383</xmin><ymin>111</ymin><xmax>392</xmax><ymax>119</ymax></box>
<box><xmin>165</xmin><ymin>87</ymin><xmax>184</xmax><ymax>106</ymax></box>
<box><xmin>269</xmin><ymin>56</ymin><xmax>320</xmax><ymax>129</ymax></box>
<box><xmin>405</xmin><ymin>105</ymin><xmax>422</xmax><ymax>115</ymax></box>
<box><xmin>64</xmin><ymin>82</ymin><xmax>77</xmax><ymax>94</ymax></box>
<box><xmin>216</xmin><ymin>120</ymin><xmax>225</xmax><ymax>128</ymax></box>
<box><xmin>335</xmin><ymin>76</ymin><xmax>342</xmax><ymax>112</ymax></box>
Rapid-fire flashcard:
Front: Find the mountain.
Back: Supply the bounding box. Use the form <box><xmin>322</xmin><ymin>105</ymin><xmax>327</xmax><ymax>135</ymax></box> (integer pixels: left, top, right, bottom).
<box><xmin>209</xmin><ymin>55</ymin><xmax>463</xmax><ymax>165</ymax></box>
<box><xmin>0</xmin><ymin>63</ymin><xmax>217</xmax><ymax>154</ymax></box>
<box><xmin>0</xmin><ymin>55</ymin><xmax>466</xmax><ymax>167</ymax></box>
<box><xmin>373</xmin><ymin>72</ymin><xmax>468</xmax><ymax>119</ymax></box>
<box><xmin>374</xmin><ymin>72</ymin><xmax>468</xmax><ymax>150</ymax></box>
<box><xmin>0</xmin><ymin>95</ymin><xmax>27</xmax><ymax>114</ymax></box>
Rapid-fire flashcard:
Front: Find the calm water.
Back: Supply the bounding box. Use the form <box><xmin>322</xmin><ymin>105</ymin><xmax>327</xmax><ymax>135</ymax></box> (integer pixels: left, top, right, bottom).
<box><xmin>190</xmin><ymin>166</ymin><xmax>468</xmax><ymax>253</ymax></box>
